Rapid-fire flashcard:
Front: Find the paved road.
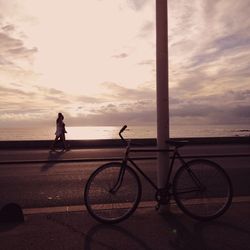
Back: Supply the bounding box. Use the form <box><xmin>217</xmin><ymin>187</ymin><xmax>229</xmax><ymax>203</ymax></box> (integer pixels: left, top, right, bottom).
<box><xmin>1</xmin><ymin>145</ymin><xmax>250</xmax><ymax>250</ymax></box>
<box><xmin>0</xmin><ymin>160</ymin><xmax>155</xmax><ymax>208</ymax></box>
<box><xmin>1</xmin><ymin>143</ymin><xmax>250</xmax><ymax>162</ymax></box>
<box><xmin>0</xmin><ymin>145</ymin><xmax>250</xmax><ymax>209</ymax></box>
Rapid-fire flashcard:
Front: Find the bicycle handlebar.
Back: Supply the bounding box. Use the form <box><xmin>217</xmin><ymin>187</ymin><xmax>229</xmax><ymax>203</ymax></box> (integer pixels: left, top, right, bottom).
<box><xmin>119</xmin><ymin>125</ymin><xmax>127</xmax><ymax>134</ymax></box>
<box><xmin>119</xmin><ymin>125</ymin><xmax>189</xmax><ymax>148</ymax></box>
<box><xmin>118</xmin><ymin>125</ymin><xmax>145</xmax><ymax>147</ymax></box>
<box><xmin>119</xmin><ymin>125</ymin><xmax>127</xmax><ymax>142</ymax></box>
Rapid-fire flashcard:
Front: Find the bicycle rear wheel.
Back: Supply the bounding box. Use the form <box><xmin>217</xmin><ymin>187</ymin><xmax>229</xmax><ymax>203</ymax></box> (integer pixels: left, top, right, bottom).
<box><xmin>84</xmin><ymin>162</ymin><xmax>142</xmax><ymax>224</ymax></box>
<box><xmin>173</xmin><ymin>159</ymin><xmax>233</xmax><ymax>221</ymax></box>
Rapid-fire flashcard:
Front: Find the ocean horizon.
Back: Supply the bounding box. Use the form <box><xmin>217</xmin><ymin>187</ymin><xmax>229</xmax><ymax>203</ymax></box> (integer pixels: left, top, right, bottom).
<box><xmin>0</xmin><ymin>124</ymin><xmax>250</xmax><ymax>141</ymax></box>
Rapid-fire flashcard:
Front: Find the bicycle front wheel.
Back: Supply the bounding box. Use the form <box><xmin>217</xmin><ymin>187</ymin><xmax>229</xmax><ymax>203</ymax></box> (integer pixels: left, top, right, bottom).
<box><xmin>84</xmin><ymin>162</ymin><xmax>142</xmax><ymax>224</ymax></box>
<box><xmin>173</xmin><ymin>159</ymin><xmax>233</xmax><ymax>221</ymax></box>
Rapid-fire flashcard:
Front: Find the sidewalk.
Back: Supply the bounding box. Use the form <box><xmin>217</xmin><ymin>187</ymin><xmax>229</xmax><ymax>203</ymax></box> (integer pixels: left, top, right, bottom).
<box><xmin>1</xmin><ymin>146</ymin><xmax>250</xmax><ymax>249</ymax></box>
<box><xmin>1</xmin><ymin>143</ymin><xmax>250</xmax><ymax>165</ymax></box>
<box><xmin>1</xmin><ymin>200</ymin><xmax>250</xmax><ymax>250</ymax></box>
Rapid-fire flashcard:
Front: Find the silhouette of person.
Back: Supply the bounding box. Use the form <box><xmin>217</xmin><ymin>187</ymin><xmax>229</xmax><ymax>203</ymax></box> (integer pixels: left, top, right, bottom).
<box><xmin>51</xmin><ymin>112</ymin><xmax>69</xmax><ymax>151</ymax></box>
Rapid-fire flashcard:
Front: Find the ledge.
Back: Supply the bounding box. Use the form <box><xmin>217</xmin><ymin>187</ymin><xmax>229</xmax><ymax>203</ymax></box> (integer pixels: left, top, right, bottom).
<box><xmin>0</xmin><ymin>137</ymin><xmax>249</xmax><ymax>150</ymax></box>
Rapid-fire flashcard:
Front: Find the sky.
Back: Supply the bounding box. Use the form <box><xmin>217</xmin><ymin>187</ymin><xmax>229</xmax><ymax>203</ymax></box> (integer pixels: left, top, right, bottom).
<box><xmin>0</xmin><ymin>0</ymin><xmax>250</xmax><ymax>128</ymax></box>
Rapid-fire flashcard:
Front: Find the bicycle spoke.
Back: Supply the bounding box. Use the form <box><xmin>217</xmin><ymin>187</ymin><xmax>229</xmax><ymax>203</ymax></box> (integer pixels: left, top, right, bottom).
<box><xmin>84</xmin><ymin>162</ymin><xmax>141</xmax><ymax>223</ymax></box>
<box><xmin>173</xmin><ymin>159</ymin><xmax>233</xmax><ymax>220</ymax></box>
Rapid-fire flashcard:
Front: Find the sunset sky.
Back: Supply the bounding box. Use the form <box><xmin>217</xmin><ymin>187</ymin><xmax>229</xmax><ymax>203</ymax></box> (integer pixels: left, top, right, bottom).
<box><xmin>0</xmin><ymin>0</ymin><xmax>250</xmax><ymax>128</ymax></box>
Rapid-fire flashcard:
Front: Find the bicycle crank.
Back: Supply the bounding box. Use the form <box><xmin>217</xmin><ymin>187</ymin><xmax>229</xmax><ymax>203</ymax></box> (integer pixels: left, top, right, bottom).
<box><xmin>155</xmin><ymin>188</ymin><xmax>171</xmax><ymax>210</ymax></box>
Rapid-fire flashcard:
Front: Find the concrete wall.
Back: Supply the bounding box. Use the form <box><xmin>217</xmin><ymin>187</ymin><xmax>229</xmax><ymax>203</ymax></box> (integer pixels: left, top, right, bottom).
<box><xmin>0</xmin><ymin>137</ymin><xmax>249</xmax><ymax>150</ymax></box>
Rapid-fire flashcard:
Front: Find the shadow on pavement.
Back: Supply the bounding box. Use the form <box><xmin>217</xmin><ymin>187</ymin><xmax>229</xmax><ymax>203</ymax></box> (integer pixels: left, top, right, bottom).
<box><xmin>41</xmin><ymin>206</ymin><xmax>250</xmax><ymax>250</ymax></box>
<box><xmin>40</xmin><ymin>150</ymin><xmax>66</xmax><ymax>172</ymax></box>
<box><xmin>46</xmin><ymin>213</ymin><xmax>152</xmax><ymax>250</ymax></box>
<box><xmin>0</xmin><ymin>222</ymin><xmax>22</xmax><ymax>233</ymax></box>
<box><xmin>84</xmin><ymin>223</ymin><xmax>152</xmax><ymax>250</ymax></box>
<box><xmin>161</xmin><ymin>211</ymin><xmax>250</xmax><ymax>250</ymax></box>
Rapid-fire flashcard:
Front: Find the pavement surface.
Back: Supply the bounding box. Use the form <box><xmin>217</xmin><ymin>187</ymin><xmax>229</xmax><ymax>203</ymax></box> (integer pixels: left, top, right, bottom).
<box><xmin>1</xmin><ymin>146</ymin><xmax>250</xmax><ymax>249</ymax></box>
<box><xmin>1</xmin><ymin>200</ymin><xmax>250</xmax><ymax>250</ymax></box>
<box><xmin>1</xmin><ymin>142</ymin><xmax>250</xmax><ymax>164</ymax></box>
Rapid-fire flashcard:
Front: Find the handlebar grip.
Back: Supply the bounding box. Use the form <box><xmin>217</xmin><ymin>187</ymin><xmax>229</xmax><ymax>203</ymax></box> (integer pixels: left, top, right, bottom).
<box><xmin>119</xmin><ymin>125</ymin><xmax>127</xmax><ymax>134</ymax></box>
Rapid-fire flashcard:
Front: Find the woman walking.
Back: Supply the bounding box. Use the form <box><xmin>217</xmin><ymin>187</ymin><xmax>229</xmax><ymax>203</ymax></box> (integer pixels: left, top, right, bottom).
<box><xmin>51</xmin><ymin>113</ymin><xmax>69</xmax><ymax>150</ymax></box>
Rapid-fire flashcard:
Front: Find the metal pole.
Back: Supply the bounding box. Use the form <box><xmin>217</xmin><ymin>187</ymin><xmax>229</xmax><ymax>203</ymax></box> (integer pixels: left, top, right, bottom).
<box><xmin>156</xmin><ymin>0</ymin><xmax>169</xmax><ymax>193</ymax></box>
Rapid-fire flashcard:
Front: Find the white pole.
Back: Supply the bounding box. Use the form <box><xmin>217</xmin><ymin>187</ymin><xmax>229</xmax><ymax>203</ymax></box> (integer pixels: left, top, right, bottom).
<box><xmin>156</xmin><ymin>0</ymin><xmax>169</xmax><ymax>194</ymax></box>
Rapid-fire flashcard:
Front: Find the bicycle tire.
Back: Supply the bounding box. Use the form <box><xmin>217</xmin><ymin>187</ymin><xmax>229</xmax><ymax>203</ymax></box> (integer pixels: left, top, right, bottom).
<box><xmin>173</xmin><ymin>159</ymin><xmax>233</xmax><ymax>221</ymax></box>
<box><xmin>84</xmin><ymin>162</ymin><xmax>142</xmax><ymax>224</ymax></box>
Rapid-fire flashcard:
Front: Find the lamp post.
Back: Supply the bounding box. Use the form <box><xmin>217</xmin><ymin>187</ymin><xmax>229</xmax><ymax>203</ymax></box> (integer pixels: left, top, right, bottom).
<box><xmin>156</xmin><ymin>0</ymin><xmax>169</xmax><ymax>201</ymax></box>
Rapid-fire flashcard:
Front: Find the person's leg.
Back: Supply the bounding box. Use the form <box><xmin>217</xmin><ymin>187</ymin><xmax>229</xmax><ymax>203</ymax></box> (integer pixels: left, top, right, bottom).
<box><xmin>51</xmin><ymin>136</ymin><xmax>59</xmax><ymax>150</ymax></box>
<box><xmin>61</xmin><ymin>134</ymin><xmax>67</xmax><ymax>150</ymax></box>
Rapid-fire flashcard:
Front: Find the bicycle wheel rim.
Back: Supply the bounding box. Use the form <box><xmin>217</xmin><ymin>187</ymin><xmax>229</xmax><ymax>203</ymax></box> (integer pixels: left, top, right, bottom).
<box><xmin>84</xmin><ymin>162</ymin><xmax>142</xmax><ymax>224</ymax></box>
<box><xmin>173</xmin><ymin>159</ymin><xmax>233</xmax><ymax>221</ymax></box>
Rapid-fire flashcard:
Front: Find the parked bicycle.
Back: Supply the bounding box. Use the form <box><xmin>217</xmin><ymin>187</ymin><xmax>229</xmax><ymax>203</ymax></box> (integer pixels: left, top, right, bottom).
<box><xmin>84</xmin><ymin>125</ymin><xmax>233</xmax><ymax>224</ymax></box>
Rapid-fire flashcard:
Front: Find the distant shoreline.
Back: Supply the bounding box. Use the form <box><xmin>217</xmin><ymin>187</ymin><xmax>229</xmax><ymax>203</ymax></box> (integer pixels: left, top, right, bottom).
<box><xmin>1</xmin><ymin>124</ymin><xmax>250</xmax><ymax>141</ymax></box>
<box><xmin>0</xmin><ymin>137</ymin><xmax>249</xmax><ymax>150</ymax></box>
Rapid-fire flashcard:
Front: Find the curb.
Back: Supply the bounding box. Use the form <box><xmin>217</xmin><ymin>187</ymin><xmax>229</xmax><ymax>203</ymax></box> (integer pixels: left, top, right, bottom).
<box><xmin>22</xmin><ymin>196</ymin><xmax>250</xmax><ymax>215</ymax></box>
<box><xmin>1</xmin><ymin>153</ymin><xmax>250</xmax><ymax>165</ymax></box>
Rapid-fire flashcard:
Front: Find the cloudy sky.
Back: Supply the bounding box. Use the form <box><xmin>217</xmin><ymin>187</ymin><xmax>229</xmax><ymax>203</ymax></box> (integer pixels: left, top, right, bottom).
<box><xmin>0</xmin><ymin>0</ymin><xmax>250</xmax><ymax>128</ymax></box>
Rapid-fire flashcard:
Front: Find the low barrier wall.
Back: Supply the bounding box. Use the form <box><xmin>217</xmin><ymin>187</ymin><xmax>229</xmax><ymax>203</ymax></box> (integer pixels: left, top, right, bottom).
<box><xmin>0</xmin><ymin>137</ymin><xmax>249</xmax><ymax>150</ymax></box>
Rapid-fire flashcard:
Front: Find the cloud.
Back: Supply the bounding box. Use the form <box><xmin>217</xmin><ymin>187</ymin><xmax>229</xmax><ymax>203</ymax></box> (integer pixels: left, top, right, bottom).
<box><xmin>169</xmin><ymin>87</ymin><xmax>250</xmax><ymax>125</ymax></box>
<box><xmin>0</xmin><ymin>55</ymin><xmax>12</xmax><ymax>65</ymax></box>
<box><xmin>137</xmin><ymin>21</ymin><xmax>154</xmax><ymax>38</ymax></box>
<box><xmin>71</xmin><ymin>82</ymin><xmax>158</xmax><ymax>125</ymax></box>
<box><xmin>2</xmin><ymin>24</ymin><xmax>15</xmax><ymax>32</ymax></box>
<box><xmin>51</xmin><ymin>81</ymin><xmax>158</xmax><ymax>126</ymax></box>
<box><xmin>0</xmin><ymin>85</ymin><xmax>35</xmax><ymax>99</ymax></box>
<box><xmin>0</xmin><ymin>80</ymin><xmax>121</xmax><ymax>127</ymax></box>
<box><xmin>67</xmin><ymin>108</ymin><xmax>156</xmax><ymax>126</ymax></box>
<box><xmin>166</xmin><ymin>0</ymin><xmax>250</xmax><ymax>127</ymax></box>
<box><xmin>0</xmin><ymin>24</ymin><xmax>37</xmax><ymax>71</ymax></box>
<box><xmin>137</xmin><ymin>59</ymin><xmax>154</xmax><ymax>66</ymax></box>
<box><xmin>127</xmin><ymin>0</ymin><xmax>149</xmax><ymax>11</ymax></box>
<box><xmin>0</xmin><ymin>32</ymin><xmax>23</xmax><ymax>50</ymax></box>
<box><xmin>8</xmin><ymin>46</ymin><xmax>37</xmax><ymax>57</ymax></box>
<box><xmin>112</xmin><ymin>53</ymin><xmax>129</xmax><ymax>59</ymax></box>
<box><xmin>1</xmin><ymin>0</ymin><xmax>250</xmax><ymax>130</ymax></box>
<box><xmin>101</xmin><ymin>82</ymin><xmax>155</xmax><ymax>101</ymax></box>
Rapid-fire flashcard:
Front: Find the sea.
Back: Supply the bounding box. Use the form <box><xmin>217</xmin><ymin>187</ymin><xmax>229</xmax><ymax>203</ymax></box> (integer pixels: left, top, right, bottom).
<box><xmin>0</xmin><ymin>124</ymin><xmax>250</xmax><ymax>141</ymax></box>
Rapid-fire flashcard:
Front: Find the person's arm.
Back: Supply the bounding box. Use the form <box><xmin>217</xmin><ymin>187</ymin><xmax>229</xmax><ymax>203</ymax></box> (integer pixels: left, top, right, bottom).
<box><xmin>63</xmin><ymin>123</ymin><xmax>67</xmax><ymax>133</ymax></box>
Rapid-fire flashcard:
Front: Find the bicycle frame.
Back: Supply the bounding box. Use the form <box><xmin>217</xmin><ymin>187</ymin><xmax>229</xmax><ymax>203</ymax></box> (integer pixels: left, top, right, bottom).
<box><xmin>115</xmin><ymin>126</ymin><xmax>204</xmax><ymax>199</ymax></box>
<box><xmin>117</xmin><ymin>141</ymin><xmax>188</xmax><ymax>193</ymax></box>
